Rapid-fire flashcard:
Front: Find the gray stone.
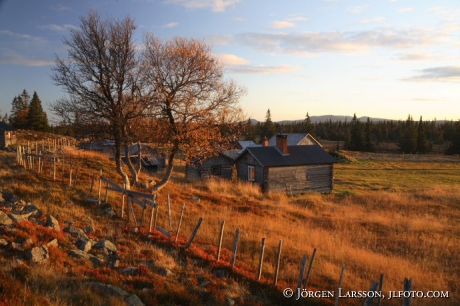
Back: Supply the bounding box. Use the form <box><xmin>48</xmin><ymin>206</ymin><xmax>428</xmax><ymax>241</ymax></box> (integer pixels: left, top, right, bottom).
<box><xmin>69</xmin><ymin>249</ymin><xmax>91</xmax><ymax>260</ymax></box>
<box><xmin>8</xmin><ymin>213</ymin><xmax>30</xmax><ymax>223</ymax></box>
<box><xmin>76</xmin><ymin>239</ymin><xmax>93</xmax><ymax>252</ymax></box>
<box><xmin>46</xmin><ymin>238</ymin><xmax>59</xmax><ymax>248</ymax></box>
<box><xmin>93</xmin><ymin>240</ymin><xmax>117</xmax><ymax>253</ymax></box>
<box><xmin>99</xmin><ymin>206</ymin><xmax>115</xmax><ymax>218</ymax></box>
<box><xmin>24</xmin><ymin>245</ymin><xmax>49</xmax><ymax>263</ymax></box>
<box><xmin>158</xmin><ymin>268</ymin><xmax>173</xmax><ymax>277</ymax></box>
<box><xmin>85</xmin><ymin>282</ymin><xmax>129</xmax><ymax>298</ymax></box>
<box><xmin>46</xmin><ymin>215</ymin><xmax>61</xmax><ymax>231</ymax></box>
<box><xmin>121</xmin><ymin>267</ymin><xmax>139</xmax><ymax>276</ymax></box>
<box><xmin>227</xmin><ymin>298</ymin><xmax>236</xmax><ymax>306</ymax></box>
<box><xmin>0</xmin><ymin>211</ymin><xmax>12</xmax><ymax>226</ymax></box>
<box><xmin>89</xmin><ymin>256</ymin><xmax>105</xmax><ymax>266</ymax></box>
<box><xmin>64</xmin><ymin>226</ymin><xmax>88</xmax><ymax>241</ymax></box>
<box><xmin>83</xmin><ymin>226</ymin><xmax>94</xmax><ymax>234</ymax></box>
<box><xmin>125</xmin><ymin>294</ymin><xmax>145</xmax><ymax>306</ymax></box>
<box><xmin>22</xmin><ymin>204</ymin><xmax>42</xmax><ymax>218</ymax></box>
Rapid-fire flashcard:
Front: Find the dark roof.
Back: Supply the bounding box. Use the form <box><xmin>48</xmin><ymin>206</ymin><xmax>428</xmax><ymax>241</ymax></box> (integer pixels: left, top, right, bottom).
<box><xmin>267</xmin><ymin>133</ymin><xmax>321</xmax><ymax>146</ymax></box>
<box><xmin>0</xmin><ymin>122</ymin><xmax>16</xmax><ymax>132</ymax></box>
<box><xmin>237</xmin><ymin>145</ymin><xmax>337</xmax><ymax>167</ymax></box>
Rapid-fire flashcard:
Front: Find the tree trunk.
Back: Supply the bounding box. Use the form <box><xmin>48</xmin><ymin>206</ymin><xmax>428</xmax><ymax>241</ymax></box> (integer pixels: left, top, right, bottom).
<box><xmin>115</xmin><ymin>140</ymin><xmax>131</xmax><ymax>190</ymax></box>
<box><xmin>151</xmin><ymin>146</ymin><xmax>177</xmax><ymax>193</ymax></box>
<box><xmin>124</xmin><ymin>142</ymin><xmax>142</xmax><ymax>187</ymax></box>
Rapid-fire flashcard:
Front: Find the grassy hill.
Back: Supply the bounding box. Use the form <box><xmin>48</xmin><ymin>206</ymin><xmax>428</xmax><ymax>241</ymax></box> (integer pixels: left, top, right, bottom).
<box><xmin>0</xmin><ymin>146</ymin><xmax>459</xmax><ymax>305</ymax></box>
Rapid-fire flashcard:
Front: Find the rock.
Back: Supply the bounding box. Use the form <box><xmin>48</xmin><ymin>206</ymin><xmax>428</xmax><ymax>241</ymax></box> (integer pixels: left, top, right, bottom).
<box><xmin>24</xmin><ymin>245</ymin><xmax>49</xmax><ymax>263</ymax></box>
<box><xmin>46</xmin><ymin>238</ymin><xmax>59</xmax><ymax>248</ymax></box>
<box><xmin>0</xmin><ymin>211</ymin><xmax>12</xmax><ymax>226</ymax></box>
<box><xmin>69</xmin><ymin>249</ymin><xmax>91</xmax><ymax>260</ymax></box>
<box><xmin>189</xmin><ymin>196</ymin><xmax>200</xmax><ymax>203</ymax></box>
<box><xmin>46</xmin><ymin>215</ymin><xmax>61</xmax><ymax>231</ymax></box>
<box><xmin>22</xmin><ymin>204</ymin><xmax>42</xmax><ymax>218</ymax></box>
<box><xmin>93</xmin><ymin>240</ymin><xmax>117</xmax><ymax>253</ymax></box>
<box><xmin>0</xmin><ymin>238</ymin><xmax>8</xmax><ymax>247</ymax></box>
<box><xmin>89</xmin><ymin>256</ymin><xmax>105</xmax><ymax>266</ymax></box>
<box><xmin>121</xmin><ymin>267</ymin><xmax>139</xmax><ymax>276</ymax></box>
<box><xmin>125</xmin><ymin>294</ymin><xmax>145</xmax><ymax>306</ymax></box>
<box><xmin>227</xmin><ymin>298</ymin><xmax>236</xmax><ymax>306</ymax></box>
<box><xmin>76</xmin><ymin>239</ymin><xmax>93</xmax><ymax>252</ymax></box>
<box><xmin>64</xmin><ymin>226</ymin><xmax>89</xmax><ymax>241</ymax></box>
<box><xmin>108</xmin><ymin>259</ymin><xmax>120</xmax><ymax>268</ymax></box>
<box><xmin>83</xmin><ymin>226</ymin><xmax>94</xmax><ymax>234</ymax></box>
<box><xmin>85</xmin><ymin>282</ymin><xmax>129</xmax><ymax>298</ymax></box>
<box><xmin>158</xmin><ymin>268</ymin><xmax>173</xmax><ymax>277</ymax></box>
<box><xmin>7</xmin><ymin>213</ymin><xmax>29</xmax><ymax>223</ymax></box>
<box><xmin>98</xmin><ymin>206</ymin><xmax>115</xmax><ymax>218</ymax></box>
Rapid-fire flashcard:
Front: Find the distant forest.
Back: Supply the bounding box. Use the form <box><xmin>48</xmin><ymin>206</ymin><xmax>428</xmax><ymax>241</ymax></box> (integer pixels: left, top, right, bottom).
<box><xmin>244</xmin><ymin>111</ymin><xmax>460</xmax><ymax>155</ymax></box>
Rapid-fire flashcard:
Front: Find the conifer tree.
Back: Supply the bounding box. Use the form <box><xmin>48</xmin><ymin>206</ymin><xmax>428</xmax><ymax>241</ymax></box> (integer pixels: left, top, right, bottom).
<box><xmin>261</xmin><ymin>109</ymin><xmax>276</xmax><ymax>140</ymax></box>
<box><xmin>364</xmin><ymin>117</ymin><xmax>375</xmax><ymax>152</ymax></box>
<box><xmin>10</xmin><ymin>89</ymin><xmax>30</xmax><ymax>129</ymax></box>
<box><xmin>27</xmin><ymin>91</ymin><xmax>50</xmax><ymax>131</ymax></box>
<box><xmin>416</xmin><ymin>116</ymin><xmax>430</xmax><ymax>153</ymax></box>
<box><xmin>399</xmin><ymin>115</ymin><xmax>417</xmax><ymax>153</ymax></box>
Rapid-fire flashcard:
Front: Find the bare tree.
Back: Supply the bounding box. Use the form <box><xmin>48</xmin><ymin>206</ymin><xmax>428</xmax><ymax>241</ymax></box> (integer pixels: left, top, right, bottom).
<box><xmin>51</xmin><ymin>10</ymin><xmax>148</xmax><ymax>189</ymax></box>
<box><xmin>141</xmin><ymin>35</ymin><xmax>246</xmax><ymax>192</ymax></box>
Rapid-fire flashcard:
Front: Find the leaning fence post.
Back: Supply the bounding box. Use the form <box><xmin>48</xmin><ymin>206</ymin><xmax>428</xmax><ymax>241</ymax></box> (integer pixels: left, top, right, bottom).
<box><xmin>167</xmin><ymin>191</ymin><xmax>172</xmax><ymax>230</ymax></box>
<box><xmin>149</xmin><ymin>206</ymin><xmax>155</xmax><ymax>232</ymax></box>
<box><xmin>257</xmin><ymin>237</ymin><xmax>266</xmax><ymax>281</ymax></box>
<box><xmin>97</xmin><ymin>170</ymin><xmax>102</xmax><ymax>204</ymax></box>
<box><xmin>128</xmin><ymin>197</ymin><xmax>138</xmax><ymax>228</ymax></box>
<box><xmin>186</xmin><ymin>217</ymin><xmax>203</xmax><ymax>248</ymax></box>
<box><xmin>217</xmin><ymin>220</ymin><xmax>225</xmax><ymax>261</ymax></box>
<box><xmin>363</xmin><ymin>280</ymin><xmax>379</xmax><ymax>306</ymax></box>
<box><xmin>121</xmin><ymin>183</ymin><xmax>126</xmax><ymax>218</ymax></box>
<box><xmin>231</xmin><ymin>228</ymin><xmax>240</xmax><ymax>268</ymax></box>
<box><xmin>376</xmin><ymin>274</ymin><xmax>384</xmax><ymax>306</ymax></box>
<box><xmin>297</xmin><ymin>254</ymin><xmax>308</xmax><ymax>294</ymax></box>
<box><xmin>303</xmin><ymin>248</ymin><xmax>317</xmax><ymax>289</ymax></box>
<box><xmin>273</xmin><ymin>239</ymin><xmax>283</xmax><ymax>286</ymax></box>
<box><xmin>174</xmin><ymin>203</ymin><xmax>185</xmax><ymax>243</ymax></box>
<box><xmin>334</xmin><ymin>264</ymin><xmax>346</xmax><ymax>306</ymax></box>
<box><xmin>403</xmin><ymin>278</ymin><xmax>412</xmax><ymax>306</ymax></box>
<box><xmin>104</xmin><ymin>182</ymin><xmax>109</xmax><ymax>203</ymax></box>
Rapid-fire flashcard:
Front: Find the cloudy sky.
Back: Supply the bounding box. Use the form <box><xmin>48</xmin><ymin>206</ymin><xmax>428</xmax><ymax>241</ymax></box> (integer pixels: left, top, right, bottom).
<box><xmin>0</xmin><ymin>0</ymin><xmax>459</xmax><ymax>123</ymax></box>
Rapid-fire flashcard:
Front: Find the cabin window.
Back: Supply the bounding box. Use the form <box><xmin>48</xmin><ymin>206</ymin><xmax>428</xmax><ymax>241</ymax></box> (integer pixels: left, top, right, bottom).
<box><xmin>211</xmin><ymin>166</ymin><xmax>221</xmax><ymax>175</ymax></box>
<box><xmin>248</xmin><ymin>166</ymin><xmax>255</xmax><ymax>181</ymax></box>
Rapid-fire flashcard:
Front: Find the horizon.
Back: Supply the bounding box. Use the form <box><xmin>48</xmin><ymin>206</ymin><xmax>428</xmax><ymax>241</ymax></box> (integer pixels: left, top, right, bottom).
<box><xmin>1</xmin><ymin>0</ymin><xmax>459</xmax><ymax>123</ymax></box>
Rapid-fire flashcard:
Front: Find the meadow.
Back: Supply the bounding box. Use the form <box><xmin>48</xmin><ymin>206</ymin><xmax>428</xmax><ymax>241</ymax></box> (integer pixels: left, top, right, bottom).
<box><xmin>0</xmin><ymin>147</ymin><xmax>458</xmax><ymax>305</ymax></box>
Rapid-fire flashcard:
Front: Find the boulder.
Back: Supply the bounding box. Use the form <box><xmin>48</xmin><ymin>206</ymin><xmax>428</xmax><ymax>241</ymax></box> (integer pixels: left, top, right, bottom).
<box><xmin>64</xmin><ymin>226</ymin><xmax>89</xmax><ymax>241</ymax></box>
<box><xmin>0</xmin><ymin>211</ymin><xmax>13</xmax><ymax>226</ymax></box>
<box><xmin>24</xmin><ymin>245</ymin><xmax>49</xmax><ymax>263</ymax></box>
<box><xmin>46</xmin><ymin>215</ymin><xmax>61</xmax><ymax>231</ymax></box>
<box><xmin>93</xmin><ymin>240</ymin><xmax>117</xmax><ymax>253</ymax></box>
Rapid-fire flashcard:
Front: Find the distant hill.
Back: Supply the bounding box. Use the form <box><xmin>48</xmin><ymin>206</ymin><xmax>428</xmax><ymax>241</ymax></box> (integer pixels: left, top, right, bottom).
<box><xmin>249</xmin><ymin>115</ymin><xmax>391</xmax><ymax>125</ymax></box>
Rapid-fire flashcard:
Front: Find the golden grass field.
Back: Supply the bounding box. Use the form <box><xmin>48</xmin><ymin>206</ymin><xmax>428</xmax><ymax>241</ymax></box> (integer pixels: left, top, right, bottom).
<box><xmin>0</xmin><ymin>147</ymin><xmax>458</xmax><ymax>305</ymax></box>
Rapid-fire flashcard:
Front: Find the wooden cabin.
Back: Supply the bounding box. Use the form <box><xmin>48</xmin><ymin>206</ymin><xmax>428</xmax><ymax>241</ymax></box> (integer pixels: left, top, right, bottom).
<box><xmin>235</xmin><ymin>134</ymin><xmax>337</xmax><ymax>194</ymax></box>
<box><xmin>267</xmin><ymin>133</ymin><xmax>321</xmax><ymax>146</ymax></box>
<box><xmin>0</xmin><ymin>122</ymin><xmax>16</xmax><ymax>148</ymax></box>
<box><xmin>186</xmin><ymin>153</ymin><xmax>235</xmax><ymax>180</ymax></box>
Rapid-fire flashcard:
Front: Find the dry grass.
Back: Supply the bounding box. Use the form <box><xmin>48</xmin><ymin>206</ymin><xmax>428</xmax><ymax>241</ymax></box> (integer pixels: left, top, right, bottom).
<box><xmin>0</xmin><ymin>148</ymin><xmax>459</xmax><ymax>305</ymax></box>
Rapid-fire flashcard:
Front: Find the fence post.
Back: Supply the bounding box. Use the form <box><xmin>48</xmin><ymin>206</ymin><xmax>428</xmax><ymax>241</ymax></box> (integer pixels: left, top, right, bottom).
<box><xmin>121</xmin><ymin>183</ymin><xmax>126</xmax><ymax>219</ymax></box>
<box><xmin>128</xmin><ymin>197</ymin><xmax>138</xmax><ymax>228</ymax></box>
<box><xmin>154</xmin><ymin>203</ymin><xmax>159</xmax><ymax>229</ymax></box>
<box><xmin>149</xmin><ymin>206</ymin><xmax>155</xmax><ymax>232</ymax></box>
<box><xmin>403</xmin><ymin>278</ymin><xmax>412</xmax><ymax>306</ymax></box>
<box><xmin>104</xmin><ymin>182</ymin><xmax>109</xmax><ymax>202</ymax></box>
<box><xmin>303</xmin><ymin>248</ymin><xmax>317</xmax><ymax>289</ymax></box>
<box><xmin>257</xmin><ymin>237</ymin><xmax>266</xmax><ymax>281</ymax></box>
<box><xmin>217</xmin><ymin>220</ymin><xmax>225</xmax><ymax>261</ymax></box>
<box><xmin>53</xmin><ymin>153</ymin><xmax>56</xmax><ymax>181</ymax></box>
<box><xmin>334</xmin><ymin>264</ymin><xmax>346</xmax><ymax>306</ymax></box>
<box><xmin>97</xmin><ymin>170</ymin><xmax>102</xmax><ymax>205</ymax></box>
<box><xmin>297</xmin><ymin>255</ymin><xmax>308</xmax><ymax>294</ymax></box>
<box><xmin>231</xmin><ymin>228</ymin><xmax>240</xmax><ymax>268</ymax></box>
<box><xmin>363</xmin><ymin>281</ymin><xmax>379</xmax><ymax>306</ymax></box>
<box><xmin>377</xmin><ymin>273</ymin><xmax>384</xmax><ymax>306</ymax></box>
<box><xmin>273</xmin><ymin>239</ymin><xmax>283</xmax><ymax>286</ymax></box>
<box><xmin>174</xmin><ymin>203</ymin><xmax>185</xmax><ymax>243</ymax></box>
<box><xmin>186</xmin><ymin>217</ymin><xmax>203</xmax><ymax>248</ymax></box>
<box><xmin>167</xmin><ymin>191</ymin><xmax>172</xmax><ymax>230</ymax></box>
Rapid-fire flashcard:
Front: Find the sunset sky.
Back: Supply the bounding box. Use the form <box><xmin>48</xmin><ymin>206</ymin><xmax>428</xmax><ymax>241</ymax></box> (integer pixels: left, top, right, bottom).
<box><xmin>0</xmin><ymin>0</ymin><xmax>459</xmax><ymax>123</ymax></box>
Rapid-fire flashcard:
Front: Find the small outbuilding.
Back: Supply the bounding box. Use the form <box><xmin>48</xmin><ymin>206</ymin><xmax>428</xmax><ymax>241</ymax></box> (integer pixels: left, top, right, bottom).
<box><xmin>186</xmin><ymin>153</ymin><xmax>235</xmax><ymax>180</ymax></box>
<box><xmin>235</xmin><ymin>134</ymin><xmax>337</xmax><ymax>194</ymax></box>
<box><xmin>0</xmin><ymin>122</ymin><xmax>17</xmax><ymax>148</ymax></box>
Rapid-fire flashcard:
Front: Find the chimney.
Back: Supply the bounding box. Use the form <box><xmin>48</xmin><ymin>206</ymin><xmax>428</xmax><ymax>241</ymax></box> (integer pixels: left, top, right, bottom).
<box><xmin>276</xmin><ymin>134</ymin><xmax>288</xmax><ymax>154</ymax></box>
<box><xmin>262</xmin><ymin>136</ymin><xmax>269</xmax><ymax>147</ymax></box>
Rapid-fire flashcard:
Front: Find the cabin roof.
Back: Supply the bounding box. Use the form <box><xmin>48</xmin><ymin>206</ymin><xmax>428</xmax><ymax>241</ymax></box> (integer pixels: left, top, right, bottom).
<box><xmin>0</xmin><ymin>122</ymin><xmax>17</xmax><ymax>132</ymax></box>
<box><xmin>236</xmin><ymin>145</ymin><xmax>337</xmax><ymax>167</ymax></box>
<box><xmin>267</xmin><ymin>133</ymin><xmax>321</xmax><ymax>146</ymax></box>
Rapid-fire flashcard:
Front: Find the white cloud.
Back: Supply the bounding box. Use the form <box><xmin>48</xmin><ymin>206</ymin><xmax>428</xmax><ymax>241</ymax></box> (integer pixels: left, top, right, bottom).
<box><xmin>348</xmin><ymin>4</ymin><xmax>371</xmax><ymax>14</ymax></box>
<box><xmin>164</xmin><ymin>0</ymin><xmax>241</xmax><ymax>12</ymax></box>
<box><xmin>268</xmin><ymin>20</ymin><xmax>295</xmax><ymax>29</ymax></box>
<box><xmin>404</xmin><ymin>66</ymin><xmax>460</xmax><ymax>83</ymax></box>
<box><xmin>360</xmin><ymin>17</ymin><xmax>386</xmax><ymax>24</ymax></box>
<box><xmin>235</xmin><ymin>25</ymin><xmax>451</xmax><ymax>55</ymax></box>
<box><xmin>0</xmin><ymin>53</ymin><xmax>53</xmax><ymax>66</ymax></box>
<box><xmin>162</xmin><ymin>22</ymin><xmax>179</xmax><ymax>28</ymax></box>
<box><xmin>0</xmin><ymin>30</ymin><xmax>44</xmax><ymax>41</ymax></box>
<box><xmin>216</xmin><ymin>54</ymin><xmax>250</xmax><ymax>66</ymax></box>
<box><xmin>398</xmin><ymin>7</ymin><xmax>414</xmax><ymax>13</ymax></box>
<box><xmin>229</xmin><ymin>64</ymin><xmax>302</xmax><ymax>74</ymax></box>
<box><xmin>396</xmin><ymin>52</ymin><xmax>433</xmax><ymax>61</ymax></box>
<box><xmin>40</xmin><ymin>24</ymin><xmax>78</xmax><ymax>32</ymax></box>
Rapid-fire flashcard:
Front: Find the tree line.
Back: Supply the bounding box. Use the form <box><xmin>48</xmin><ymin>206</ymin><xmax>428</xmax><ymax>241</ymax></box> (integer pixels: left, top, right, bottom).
<box><xmin>245</xmin><ymin>110</ymin><xmax>460</xmax><ymax>155</ymax></box>
<box><xmin>1</xmin><ymin>89</ymin><xmax>50</xmax><ymax>132</ymax></box>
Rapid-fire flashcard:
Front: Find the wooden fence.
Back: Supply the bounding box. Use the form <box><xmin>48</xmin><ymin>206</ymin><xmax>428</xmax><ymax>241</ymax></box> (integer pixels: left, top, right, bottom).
<box><xmin>15</xmin><ymin>145</ymin><xmax>416</xmax><ymax>305</ymax></box>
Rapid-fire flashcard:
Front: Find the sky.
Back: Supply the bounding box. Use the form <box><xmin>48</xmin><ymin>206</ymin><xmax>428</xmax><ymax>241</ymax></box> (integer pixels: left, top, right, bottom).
<box><xmin>0</xmin><ymin>0</ymin><xmax>459</xmax><ymax>123</ymax></box>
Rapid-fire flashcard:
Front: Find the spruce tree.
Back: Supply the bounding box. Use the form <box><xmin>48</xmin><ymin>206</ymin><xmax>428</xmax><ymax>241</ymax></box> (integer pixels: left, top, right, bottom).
<box><xmin>261</xmin><ymin>109</ymin><xmax>276</xmax><ymax>140</ymax></box>
<box><xmin>26</xmin><ymin>91</ymin><xmax>50</xmax><ymax>131</ymax></box>
<box><xmin>399</xmin><ymin>115</ymin><xmax>417</xmax><ymax>153</ymax></box>
<box><xmin>364</xmin><ymin>117</ymin><xmax>375</xmax><ymax>152</ymax></box>
<box><xmin>416</xmin><ymin>116</ymin><xmax>430</xmax><ymax>153</ymax></box>
<box><xmin>10</xmin><ymin>89</ymin><xmax>30</xmax><ymax>129</ymax></box>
